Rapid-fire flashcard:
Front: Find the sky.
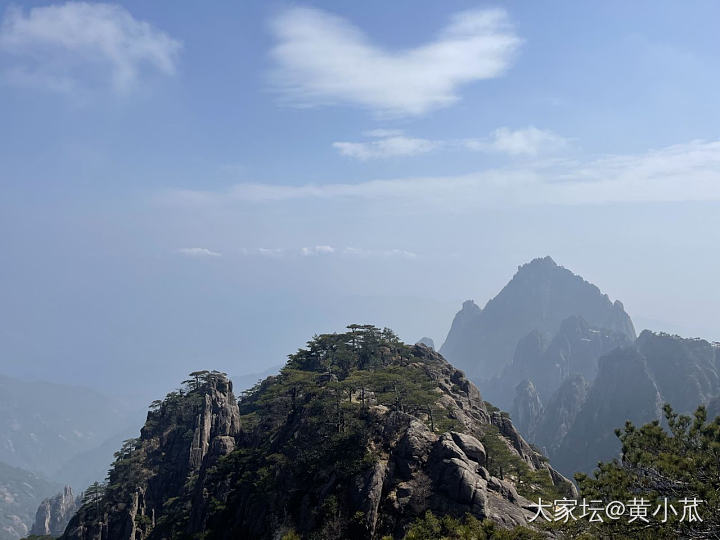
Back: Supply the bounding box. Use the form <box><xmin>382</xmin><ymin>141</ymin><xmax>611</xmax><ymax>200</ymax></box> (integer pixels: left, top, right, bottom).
<box><xmin>1</xmin><ymin>1</ymin><xmax>720</xmax><ymax>402</ymax></box>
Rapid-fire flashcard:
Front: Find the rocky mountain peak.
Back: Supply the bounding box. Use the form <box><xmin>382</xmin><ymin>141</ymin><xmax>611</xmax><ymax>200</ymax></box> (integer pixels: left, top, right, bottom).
<box><xmin>515</xmin><ymin>255</ymin><xmax>558</xmax><ymax>274</ymax></box>
<box><xmin>60</xmin><ymin>326</ymin><xmax>574</xmax><ymax>540</ymax></box>
<box><xmin>30</xmin><ymin>485</ymin><xmax>80</xmax><ymax>537</ymax></box>
<box><xmin>440</xmin><ymin>257</ymin><xmax>635</xmax><ymax>383</ymax></box>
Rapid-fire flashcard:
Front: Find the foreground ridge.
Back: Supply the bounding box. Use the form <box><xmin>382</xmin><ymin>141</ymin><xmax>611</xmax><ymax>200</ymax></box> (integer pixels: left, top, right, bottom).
<box><xmin>60</xmin><ymin>326</ymin><xmax>575</xmax><ymax>540</ymax></box>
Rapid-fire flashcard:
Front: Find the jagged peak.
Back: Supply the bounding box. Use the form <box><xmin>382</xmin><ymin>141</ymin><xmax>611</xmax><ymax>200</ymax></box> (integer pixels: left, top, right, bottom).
<box><xmin>518</xmin><ymin>255</ymin><xmax>557</xmax><ymax>271</ymax></box>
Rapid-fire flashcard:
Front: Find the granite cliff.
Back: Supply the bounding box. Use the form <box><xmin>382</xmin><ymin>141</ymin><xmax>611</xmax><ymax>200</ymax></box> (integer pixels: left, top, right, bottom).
<box><xmin>30</xmin><ymin>486</ymin><xmax>80</xmax><ymax>537</ymax></box>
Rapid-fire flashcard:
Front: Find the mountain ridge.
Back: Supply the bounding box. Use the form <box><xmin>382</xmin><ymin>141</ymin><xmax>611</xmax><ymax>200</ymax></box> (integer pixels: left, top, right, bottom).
<box><xmin>59</xmin><ymin>326</ymin><xmax>574</xmax><ymax>540</ymax></box>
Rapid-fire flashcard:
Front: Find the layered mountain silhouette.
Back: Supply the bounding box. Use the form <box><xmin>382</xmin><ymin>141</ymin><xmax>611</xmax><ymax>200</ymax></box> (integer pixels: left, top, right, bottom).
<box><xmin>439</xmin><ymin>256</ymin><xmax>720</xmax><ymax>478</ymax></box>
<box><xmin>0</xmin><ymin>461</ymin><xmax>60</xmax><ymax>540</ymax></box>
<box><xmin>0</xmin><ymin>375</ymin><xmax>137</xmax><ymax>486</ymax></box>
<box><xmin>440</xmin><ymin>257</ymin><xmax>635</xmax><ymax>389</ymax></box>
<box><xmin>548</xmin><ymin>331</ymin><xmax>720</xmax><ymax>475</ymax></box>
<box><xmin>59</xmin><ymin>326</ymin><xmax>575</xmax><ymax>540</ymax></box>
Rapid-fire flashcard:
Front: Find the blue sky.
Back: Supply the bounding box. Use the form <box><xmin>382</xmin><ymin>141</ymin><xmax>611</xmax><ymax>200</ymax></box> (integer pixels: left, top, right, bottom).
<box><xmin>1</xmin><ymin>1</ymin><xmax>720</xmax><ymax>400</ymax></box>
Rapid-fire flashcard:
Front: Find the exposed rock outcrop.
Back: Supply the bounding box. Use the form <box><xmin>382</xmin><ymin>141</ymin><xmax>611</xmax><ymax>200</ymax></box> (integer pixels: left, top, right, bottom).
<box><xmin>30</xmin><ymin>486</ymin><xmax>80</xmax><ymax>537</ymax></box>
<box><xmin>511</xmin><ymin>381</ymin><xmax>543</xmax><ymax>442</ymax></box>
<box><xmin>62</xmin><ymin>372</ymin><xmax>240</xmax><ymax>540</ymax></box>
<box><xmin>533</xmin><ymin>375</ymin><xmax>589</xmax><ymax>457</ymax></box>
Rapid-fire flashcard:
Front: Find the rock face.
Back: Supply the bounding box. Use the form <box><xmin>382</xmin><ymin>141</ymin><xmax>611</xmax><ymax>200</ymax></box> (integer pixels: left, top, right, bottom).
<box><xmin>30</xmin><ymin>486</ymin><xmax>80</xmax><ymax>537</ymax></box>
<box><xmin>440</xmin><ymin>256</ymin><xmax>635</xmax><ymax>384</ymax></box>
<box><xmin>547</xmin><ymin>332</ymin><xmax>720</xmax><ymax>476</ymax></box>
<box><xmin>60</xmin><ymin>328</ymin><xmax>574</xmax><ymax>540</ymax></box>
<box><xmin>554</xmin><ymin>347</ymin><xmax>663</xmax><ymax>476</ymax></box>
<box><xmin>62</xmin><ymin>372</ymin><xmax>240</xmax><ymax>540</ymax></box>
<box><xmin>511</xmin><ymin>381</ymin><xmax>543</xmax><ymax>442</ymax></box>
<box><xmin>533</xmin><ymin>375</ymin><xmax>589</xmax><ymax>458</ymax></box>
<box><xmin>487</xmin><ymin>315</ymin><xmax>631</xmax><ymax>411</ymax></box>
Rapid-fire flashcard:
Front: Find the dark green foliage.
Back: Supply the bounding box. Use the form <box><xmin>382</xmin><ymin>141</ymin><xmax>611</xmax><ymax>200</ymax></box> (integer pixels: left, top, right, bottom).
<box><xmin>206</xmin><ymin>326</ymin><xmax>465</xmax><ymax>538</ymax></box>
<box><xmin>401</xmin><ymin>511</ymin><xmax>544</xmax><ymax>540</ymax></box>
<box><xmin>65</xmin><ymin>325</ymin><xmax>559</xmax><ymax>540</ymax></box>
<box><xmin>556</xmin><ymin>403</ymin><xmax>720</xmax><ymax>539</ymax></box>
<box><xmin>66</xmin><ymin>372</ymin><xmax>234</xmax><ymax>539</ymax></box>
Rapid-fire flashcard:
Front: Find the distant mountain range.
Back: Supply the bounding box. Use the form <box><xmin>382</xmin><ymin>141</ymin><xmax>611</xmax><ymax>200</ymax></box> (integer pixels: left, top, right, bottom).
<box><xmin>439</xmin><ymin>256</ymin><xmax>720</xmax><ymax>477</ymax></box>
<box><xmin>0</xmin><ymin>375</ymin><xmax>144</xmax><ymax>539</ymax></box>
<box><xmin>5</xmin><ymin>256</ymin><xmax>720</xmax><ymax>538</ymax></box>
<box><xmin>0</xmin><ymin>375</ymin><xmax>138</xmax><ymax>483</ymax></box>
<box><xmin>0</xmin><ymin>461</ymin><xmax>60</xmax><ymax>540</ymax></box>
<box><xmin>440</xmin><ymin>256</ymin><xmax>635</xmax><ymax>385</ymax></box>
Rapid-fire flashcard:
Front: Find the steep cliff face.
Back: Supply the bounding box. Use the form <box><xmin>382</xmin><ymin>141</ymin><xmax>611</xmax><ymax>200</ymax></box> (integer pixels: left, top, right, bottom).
<box><xmin>440</xmin><ymin>257</ymin><xmax>635</xmax><ymax>384</ymax></box>
<box><xmin>553</xmin><ymin>347</ymin><xmax>663</xmax><ymax>476</ymax></box>
<box><xmin>62</xmin><ymin>372</ymin><xmax>240</xmax><ymax>540</ymax></box>
<box><xmin>30</xmin><ymin>486</ymin><xmax>80</xmax><ymax>537</ymax></box>
<box><xmin>636</xmin><ymin>330</ymin><xmax>720</xmax><ymax>413</ymax></box>
<box><xmin>60</xmin><ymin>328</ymin><xmax>574</xmax><ymax>540</ymax></box>
<box><xmin>533</xmin><ymin>332</ymin><xmax>720</xmax><ymax>476</ymax></box>
<box><xmin>533</xmin><ymin>375</ymin><xmax>589</xmax><ymax>458</ymax></box>
<box><xmin>486</xmin><ymin>315</ymin><xmax>630</xmax><ymax>411</ymax></box>
<box><xmin>511</xmin><ymin>381</ymin><xmax>543</xmax><ymax>442</ymax></box>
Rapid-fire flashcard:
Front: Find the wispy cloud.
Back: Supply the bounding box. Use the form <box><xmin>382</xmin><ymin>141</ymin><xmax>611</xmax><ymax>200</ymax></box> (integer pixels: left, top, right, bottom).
<box><xmin>332</xmin><ymin>126</ymin><xmax>566</xmax><ymax>160</ymax></box>
<box><xmin>177</xmin><ymin>247</ymin><xmax>221</xmax><ymax>258</ymax></box>
<box><xmin>464</xmin><ymin>126</ymin><xmax>568</xmax><ymax>156</ymax></box>
<box><xmin>0</xmin><ymin>2</ymin><xmax>181</xmax><ymax>94</ymax></box>
<box><xmin>333</xmin><ymin>134</ymin><xmax>439</xmax><ymax>159</ymax></box>
<box><xmin>301</xmin><ymin>245</ymin><xmax>335</xmax><ymax>256</ymax></box>
<box><xmin>165</xmin><ymin>139</ymin><xmax>720</xmax><ymax>207</ymax></box>
<box><xmin>269</xmin><ymin>7</ymin><xmax>520</xmax><ymax>116</ymax></box>
<box><xmin>236</xmin><ymin>246</ymin><xmax>416</xmax><ymax>259</ymax></box>
<box><xmin>342</xmin><ymin>247</ymin><xmax>417</xmax><ymax>259</ymax></box>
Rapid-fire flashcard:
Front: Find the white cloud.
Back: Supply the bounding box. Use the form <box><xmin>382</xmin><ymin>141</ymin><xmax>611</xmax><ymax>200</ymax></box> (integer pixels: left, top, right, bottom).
<box><xmin>332</xmin><ymin>126</ymin><xmax>566</xmax><ymax>160</ymax></box>
<box><xmin>333</xmin><ymin>136</ymin><xmax>439</xmax><ymax>159</ymax></box>
<box><xmin>0</xmin><ymin>2</ymin><xmax>181</xmax><ymax>94</ymax></box>
<box><xmin>177</xmin><ymin>247</ymin><xmax>221</xmax><ymax>258</ymax></box>
<box><xmin>301</xmin><ymin>245</ymin><xmax>335</xmax><ymax>256</ymax></box>
<box><xmin>343</xmin><ymin>247</ymin><xmax>417</xmax><ymax>259</ymax></box>
<box><xmin>164</xmin><ymin>139</ymin><xmax>720</xmax><ymax>208</ymax></box>
<box><xmin>270</xmin><ymin>7</ymin><xmax>520</xmax><ymax>116</ymax></box>
<box><xmin>235</xmin><ymin>245</ymin><xmax>416</xmax><ymax>260</ymax></box>
<box><xmin>464</xmin><ymin>126</ymin><xmax>568</xmax><ymax>156</ymax></box>
<box><xmin>257</xmin><ymin>248</ymin><xmax>285</xmax><ymax>258</ymax></box>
